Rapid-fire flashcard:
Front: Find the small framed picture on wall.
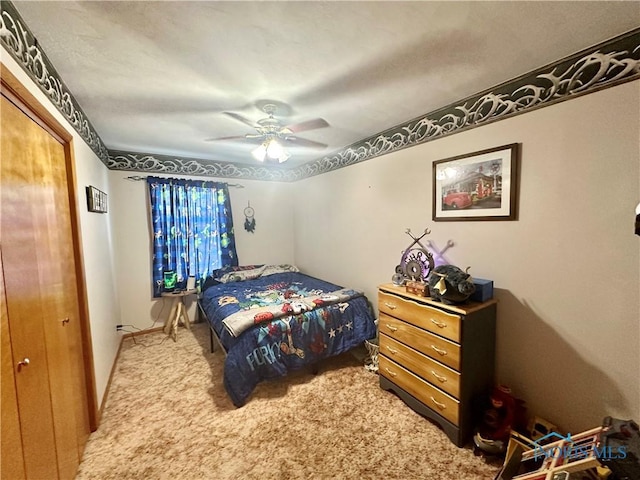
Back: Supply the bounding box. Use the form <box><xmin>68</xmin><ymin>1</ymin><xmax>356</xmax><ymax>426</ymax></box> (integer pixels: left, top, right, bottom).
<box><xmin>86</xmin><ymin>185</ymin><xmax>108</xmax><ymax>213</ymax></box>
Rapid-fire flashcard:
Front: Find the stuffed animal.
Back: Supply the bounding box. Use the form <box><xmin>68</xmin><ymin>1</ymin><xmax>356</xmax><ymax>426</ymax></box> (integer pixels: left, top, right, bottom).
<box><xmin>427</xmin><ymin>264</ymin><xmax>476</xmax><ymax>304</ymax></box>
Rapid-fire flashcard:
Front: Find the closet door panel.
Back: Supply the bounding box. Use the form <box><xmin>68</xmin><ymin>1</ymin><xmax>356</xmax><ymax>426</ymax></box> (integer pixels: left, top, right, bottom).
<box><xmin>0</xmin><ymin>260</ymin><xmax>26</xmax><ymax>480</ymax></box>
<box><xmin>1</xmin><ymin>96</ymin><xmax>59</xmax><ymax>479</ymax></box>
<box><xmin>51</xmin><ymin>139</ymin><xmax>91</xmax><ymax>461</ymax></box>
<box><xmin>41</xmin><ymin>99</ymin><xmax>91</xmax><ymax>459</ymax></box>
<box><xmin>2</xmin><ymin>72</ymin><xmax>93</xmax><ymax>479</ymax></box>
<box><xmin>39</xmin><ymin>128</ymin><xmax>81</xmax><ymax>479</ymax></box>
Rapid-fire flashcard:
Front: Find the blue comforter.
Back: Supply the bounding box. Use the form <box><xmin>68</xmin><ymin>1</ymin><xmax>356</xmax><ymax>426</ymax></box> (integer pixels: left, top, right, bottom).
<box><xmin>199</xmin><ymin>272</ymin><xmax>377</xmax><ymax>406</ymax></box>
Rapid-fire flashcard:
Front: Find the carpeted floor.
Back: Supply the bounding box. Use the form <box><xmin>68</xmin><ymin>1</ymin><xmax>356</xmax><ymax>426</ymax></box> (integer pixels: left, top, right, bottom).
<box><xmin>76</xmin><ymin>323</ymin><xmax>500</xmax><ymax>479</ymax></box>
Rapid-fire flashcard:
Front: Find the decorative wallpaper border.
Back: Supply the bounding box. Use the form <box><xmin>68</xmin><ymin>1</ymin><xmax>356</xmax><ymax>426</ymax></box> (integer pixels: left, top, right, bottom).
<box><xmin>108</xmin><ymin>151</ymin><xmax>303</xmax><ymax>182</ymax></box>
<box><xmin>299</xmin><ymin>27</ymin><xmax>640</xmax><ymax>180</ymax></box>
<box><xmin>2</xmin><ymin>0</ymin><xmax>639</xmax><ymax>182</ymax></box>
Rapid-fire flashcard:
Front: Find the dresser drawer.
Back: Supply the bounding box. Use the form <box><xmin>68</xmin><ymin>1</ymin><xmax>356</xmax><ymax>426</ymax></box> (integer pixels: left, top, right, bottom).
<box><xmin>379</xmin><ymin>313</ymin><xmax>461</xmax><ymax>371</ymax></box>
<box><xmin>378</xmin><ymin>290</ymin><xmax>461</xmax><ymax>342</ymax></box>
<box><xmin>379</xmin><ymin>333</ymin><xmax>460</xmax><ymax>399</ymax></box>
<box><xmin>379</xmin><ymin>356</ymin><xmax>460</xmax><ymax>425</ymax></box>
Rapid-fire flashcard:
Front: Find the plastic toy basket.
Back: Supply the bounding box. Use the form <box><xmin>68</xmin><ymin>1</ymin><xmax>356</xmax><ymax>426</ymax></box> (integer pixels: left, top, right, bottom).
<box><xmin>364</xmin><ymin>338</ymin><xmax>379</xmax><ymax>373</ymax></box>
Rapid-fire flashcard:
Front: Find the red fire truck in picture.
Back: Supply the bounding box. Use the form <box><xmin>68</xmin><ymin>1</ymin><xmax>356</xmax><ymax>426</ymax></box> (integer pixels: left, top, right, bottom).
<box><xmin>442</xmin><ymin>172</ymin><xmax>500</xmax><ymax>209</ymax></box>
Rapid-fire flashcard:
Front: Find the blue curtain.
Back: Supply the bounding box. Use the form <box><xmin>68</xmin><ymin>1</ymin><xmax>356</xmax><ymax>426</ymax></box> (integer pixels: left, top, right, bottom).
<box><xmin>148</xmin><ymin>177</ymin><xmax>237</xmax><ymax>297</ymax></box>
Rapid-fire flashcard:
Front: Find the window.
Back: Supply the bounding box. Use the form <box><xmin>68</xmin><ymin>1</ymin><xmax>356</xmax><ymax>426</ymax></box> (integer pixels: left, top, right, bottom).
<box><xmin>147</xmin><ymin>177</ymin><xmax>237</xmax><ymax>297</ymax></box>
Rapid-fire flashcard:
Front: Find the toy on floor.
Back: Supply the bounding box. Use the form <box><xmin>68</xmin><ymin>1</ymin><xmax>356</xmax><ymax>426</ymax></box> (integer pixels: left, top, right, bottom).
<box><xmin>598</xmin><ymin>416</ymin><xmax>640</xmax><ymax>480</ymax></box>
<box><xmin>474</xmin><ymin>385</ymin><xmax>526</xmax><ymax>456</ymax></box>
<box><xmin>495</xmin><ymin>416</ymin><xmax>640</xmax><ymax>480</ymax></box>
<box><xmin>494</xmin><ymin>427</ymin><xmax>605</xmax><ymax>480</ymax></box>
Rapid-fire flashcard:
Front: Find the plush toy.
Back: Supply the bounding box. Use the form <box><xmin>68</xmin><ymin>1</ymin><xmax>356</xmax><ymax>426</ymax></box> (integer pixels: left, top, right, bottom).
<box><xmin>427</xmin><ymin>264</ymin><xmax>476</xmax><ymax>304</ymax></box>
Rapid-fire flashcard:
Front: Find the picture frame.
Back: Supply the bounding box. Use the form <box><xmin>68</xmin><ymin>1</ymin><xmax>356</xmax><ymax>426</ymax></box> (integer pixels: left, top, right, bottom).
<box><xmin>432</xmin><ymin>143</ymin><xmax>519</xmax><ymax>221</ymax></box>
<box><xmin>86</xmin><ymin>185</ymin><xmax>108</xmax><ymax>213</ymax></box>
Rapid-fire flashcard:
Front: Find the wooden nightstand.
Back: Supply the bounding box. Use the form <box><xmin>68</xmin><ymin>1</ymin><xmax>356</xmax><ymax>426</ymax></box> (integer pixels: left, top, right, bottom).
<box><xmin>162</xmin><ymin>289</ymin><xmax>197</xmax><ymax>341</ymax></box>
<box><xmin>377</xmin><ymin>283</ymin><xmax>497</xmax><ymax>447</ymax></box>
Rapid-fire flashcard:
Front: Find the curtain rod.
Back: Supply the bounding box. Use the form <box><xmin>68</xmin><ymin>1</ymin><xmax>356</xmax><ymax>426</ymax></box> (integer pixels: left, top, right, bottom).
<box><xmin>124</xmin><ymin>175</ymin><xmax>244</xmax><ymax>188</ymax></box>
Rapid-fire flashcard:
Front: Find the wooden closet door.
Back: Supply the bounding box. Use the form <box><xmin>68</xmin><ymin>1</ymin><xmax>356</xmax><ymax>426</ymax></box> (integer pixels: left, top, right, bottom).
<box><xmin>0</xmin><ymin>255</ymin><xmax>26</xmax><ymax>479</ymax></box>
<box><xmin>1</xmin><ymin>94</ymin><xmax>86</xmax><ymax>479</ymax></box>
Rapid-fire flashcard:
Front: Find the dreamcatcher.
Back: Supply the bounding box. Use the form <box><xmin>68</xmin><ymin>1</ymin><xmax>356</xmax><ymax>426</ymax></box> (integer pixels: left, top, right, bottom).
<box><xmin>244</xmin><ymin>202</ymin><xmax>256</xmax><ymax>233</ymax></box>
<box><xmin>392</xmin><ymin>228</ymin><xmax>435</xmax><ymax>285</ymax></box>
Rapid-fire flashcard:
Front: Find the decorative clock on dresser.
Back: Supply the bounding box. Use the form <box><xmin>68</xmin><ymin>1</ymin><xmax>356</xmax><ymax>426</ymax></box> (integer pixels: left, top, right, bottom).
<box><xmin>377</xmin><ymin>283</ymin><xmax>497</xmax><ymax>447</ymax></box>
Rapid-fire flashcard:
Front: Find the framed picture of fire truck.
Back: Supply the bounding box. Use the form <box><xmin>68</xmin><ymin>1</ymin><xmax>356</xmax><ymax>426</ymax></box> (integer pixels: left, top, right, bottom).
<box><xmin>432</xmin><ymin>143</ymin><xmax>519</xmax><ymax>221</ymax></box>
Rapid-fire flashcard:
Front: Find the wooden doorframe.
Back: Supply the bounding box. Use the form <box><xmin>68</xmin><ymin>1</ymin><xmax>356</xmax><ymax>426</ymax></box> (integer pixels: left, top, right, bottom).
<box><xmin>1</xmin><ymin>64</ymin><xmax>100</xmax><ymax>431</ymax></box>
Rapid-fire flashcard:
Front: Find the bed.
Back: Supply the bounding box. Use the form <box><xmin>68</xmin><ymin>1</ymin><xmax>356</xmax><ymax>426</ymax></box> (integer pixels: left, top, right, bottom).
<box><xmin>197</xmin><ymin>264</ymin><xmax>377</xmax><ymax>407</ymax></box>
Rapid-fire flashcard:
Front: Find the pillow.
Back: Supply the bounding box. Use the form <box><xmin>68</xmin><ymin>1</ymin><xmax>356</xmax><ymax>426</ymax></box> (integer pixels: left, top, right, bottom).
<box><xmin>217</xmin><ymin>264</ymin><xmax>300</xmax><ymax>283</ymax></box>
<box><xmin>261</xmin><ymin>264</ymin><xmax>299</xmax><ymax>277</ymax></box>
<box><xmin>212</xmin><ymin>264</ymin><xmax>263</xmax><ymax>282</ymax></box>
<box><xmin>218</xmin><ymin>266</ymin><xmax>265</xmax><ymax>283</ymax></box>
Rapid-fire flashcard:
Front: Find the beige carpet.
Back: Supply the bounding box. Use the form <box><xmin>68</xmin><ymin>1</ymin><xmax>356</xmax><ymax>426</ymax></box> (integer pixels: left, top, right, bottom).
<box><xmin>76</xmin><ymin>323</ymin><xmax>500</xmax><ymax>479</ymax></box>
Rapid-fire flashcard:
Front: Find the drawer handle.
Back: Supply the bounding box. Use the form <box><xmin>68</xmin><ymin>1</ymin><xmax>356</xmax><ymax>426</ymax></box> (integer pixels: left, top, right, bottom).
<box><xmin>431</xmin><ymin>371</ymin><xmax>447</xmax><ymax>383</ymax></box>
<box><xmin>383</xmin><ymin>302</ymin><xmax>397</xmax><ymax>310</ymax></box>
<box><xmin>385</xmin><ymin>324</ymin><xmax>398</xmax><ymax>332</ymax></box>
<box><xmin>430</xmin><ymin>396</ymin><xmax>446</xmax><ymax>410</ymax></box>
<box><xmin>431</xmin><ymin>345</ymin><xmax>447</xmax><ymax>356</ymax></box>
<box><xmin>430</xmin><ymin>318</ymin><xmax>447</xmax><ymax>329</ymax></box>
<box><xmin>384</xmin><ymin>367</ymin><xmax>397</xmax><ymax>377</ymax></box>
<box><xmin>386</xmin><ymin>346</ymin><xmax>398</xmax><ymax>355</ymax></box>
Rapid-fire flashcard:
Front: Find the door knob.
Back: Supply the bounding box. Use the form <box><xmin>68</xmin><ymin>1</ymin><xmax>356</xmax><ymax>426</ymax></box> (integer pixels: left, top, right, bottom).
<box><xmin>62</xmin><ymin>318</ymin><xmax>70</xmax><ymax>326</ymax></box>
<box><xmin>17</xmin><ymin>358</ymin><xmax>30</xmax><ymax>370</ymax></box>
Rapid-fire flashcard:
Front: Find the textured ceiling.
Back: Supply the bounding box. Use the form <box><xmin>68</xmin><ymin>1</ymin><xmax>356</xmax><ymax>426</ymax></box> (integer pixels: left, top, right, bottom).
<box><xmin>9</xmin><ymin>1</ymin><xmax>640</xmax><ymax>169</ymax></box>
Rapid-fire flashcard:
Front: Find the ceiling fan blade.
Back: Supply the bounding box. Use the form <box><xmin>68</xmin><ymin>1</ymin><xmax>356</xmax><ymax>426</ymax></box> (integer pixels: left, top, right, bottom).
<box><xmin>287</xmin><ymin>137</ymin><xmax>328</xmax><ymax>149</ymax></box>
<box><xmin>204</xmin><ymin>135</ymin><xmax>249</xmax><ymax>142</ymax></box>
<box><xmin>283</xmin><ymin>118</ymin><xmax>329</xmax><ymax>134</ymax></box>
<box><xmin>223</xmin><ymin>112</ymin><xmax>257</xmax><ymax>128</ymax></box>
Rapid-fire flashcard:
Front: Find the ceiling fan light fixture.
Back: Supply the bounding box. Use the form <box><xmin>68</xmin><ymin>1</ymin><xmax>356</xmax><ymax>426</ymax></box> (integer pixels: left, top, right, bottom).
<box><xmin>277</xmin><ymin>150</ymin><xmax>291</xmax><ymax>163</ymax></box>
<box><xmin>251</xmin><ymin>143</ymin><xmax>267</xmax><ymax>162</ymax></box>
<box><xmin>266</xmin><ymin>138</ymin><xmax>284</xmax><ymax>158</ymax></box>
<box><xmin>252</xmin><ymin>138</ymin><xmax>289</xmax><ymax>163</ymax></box>
<box><xmin>214</xmin><ymin>104</ymin><xmax>328</xmax><ymax>163</ymax></box>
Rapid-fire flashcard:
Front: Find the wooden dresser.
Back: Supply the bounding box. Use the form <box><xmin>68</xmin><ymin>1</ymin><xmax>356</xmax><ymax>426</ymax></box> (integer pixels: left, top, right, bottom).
<box><xmin>377</xmin><ymin>283</ymin><xmax>497</xmax><ymax>447</ymax></box>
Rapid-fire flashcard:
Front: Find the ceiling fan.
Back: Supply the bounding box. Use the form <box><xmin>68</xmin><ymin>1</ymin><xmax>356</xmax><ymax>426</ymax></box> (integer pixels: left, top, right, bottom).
<box><xmin>206</xmin><ymin>104</ymin><xmax>329</xmax><ymax>163</ymax></box>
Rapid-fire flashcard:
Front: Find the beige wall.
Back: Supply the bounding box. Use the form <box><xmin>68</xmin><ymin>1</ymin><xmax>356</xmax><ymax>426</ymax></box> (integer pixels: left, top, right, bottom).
<box><xmin>292</xmin><ymin>81</ymin><xmax>640</xmax><ymax>433</ymax></box>
<box><xmin>1</xmin><ymin>53</ymin><xmax>121</xmax><ymax>408</ymax></box>
<box><xmin>5</xmin><ymin>39</ymin><xmax>638</xmax><ymax>431</ymax></box>
<box><xmin>108</xmin><ymin>172</ymin><xmax>296</xmax><ymax>331</ymax></box>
